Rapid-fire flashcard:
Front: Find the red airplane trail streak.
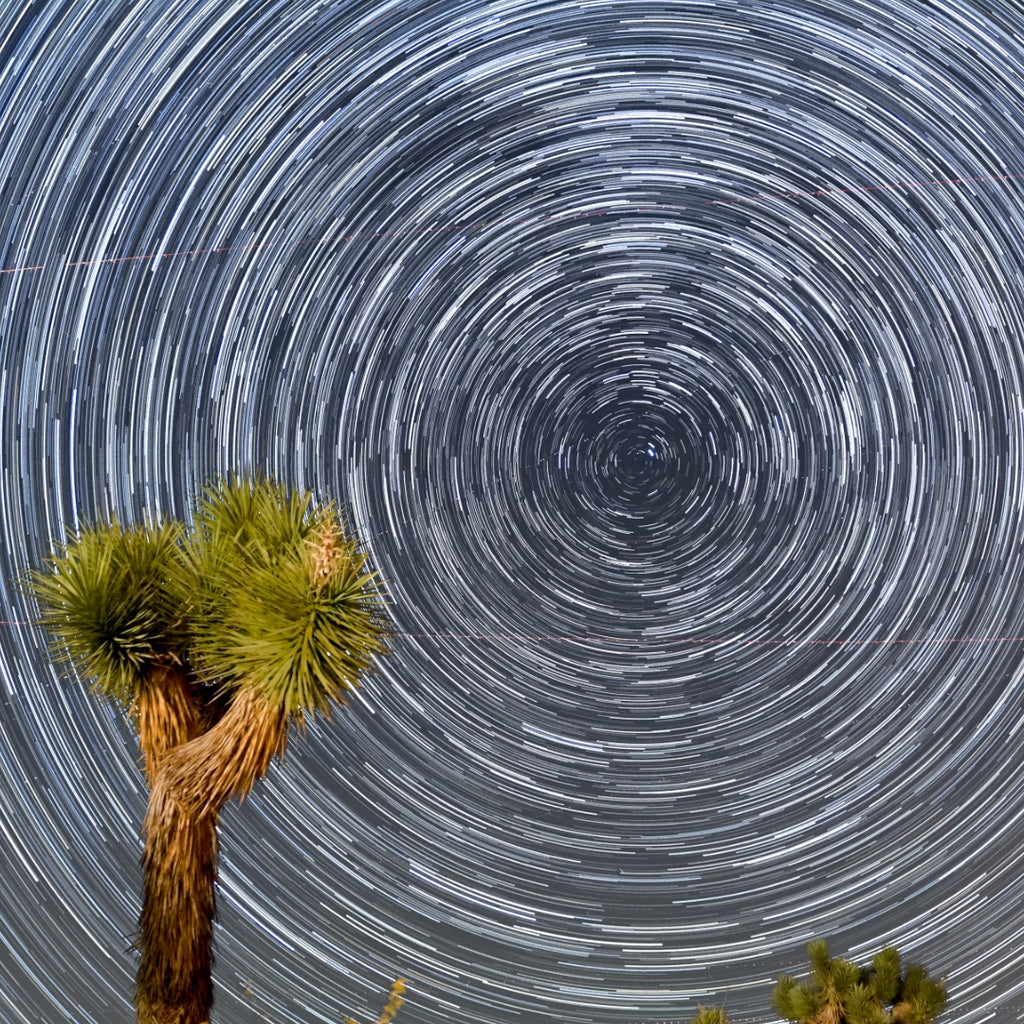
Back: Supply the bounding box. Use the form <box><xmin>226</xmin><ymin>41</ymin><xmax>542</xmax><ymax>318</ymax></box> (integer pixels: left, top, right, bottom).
<box><xmin>1</xmin><ymin>170</ymin><xmax>1021</xmax><ymax>277</ymax></box>
<box><xmin>396</xmin><ymin>631</ymin><xmax>1024</xmax><ymax>647</ymax></box>
<box><xmin>4</xmin><ymin>618</ymin><xmax>1021</xmax><ymax>649</ymax></box>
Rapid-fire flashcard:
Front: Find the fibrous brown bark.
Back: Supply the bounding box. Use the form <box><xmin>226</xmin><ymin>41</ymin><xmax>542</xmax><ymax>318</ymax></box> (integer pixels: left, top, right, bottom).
<box><xmin>135</xmin><ymin>687</ymin><xmax>288</xmax><ymax>1024</ymax></box>
<box><xmin>133</xmin><ymin>663</ymin><xmax>203</xmax><ymax>787</ymax></box>
<box><xmin>133</xmin><ymin>664</ymin><xmax>214</xmax><ymax>1024</ymax></box>
<box><xmin>154</xmin><ymin>687</ymin><xmax>288</xmax><ymax>821</ymax></box>
<box><xmin>135</xmin><ymin>806</ymin><xmax>218</xmax><ymax>1024</ymax></box>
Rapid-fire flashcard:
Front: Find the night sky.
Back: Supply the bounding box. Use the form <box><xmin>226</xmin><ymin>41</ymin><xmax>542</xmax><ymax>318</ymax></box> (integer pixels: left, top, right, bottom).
<box><xmin>2</xmin><ymin>1</ymin><xmax>1024</xmax><ymax>1022</ymax></box>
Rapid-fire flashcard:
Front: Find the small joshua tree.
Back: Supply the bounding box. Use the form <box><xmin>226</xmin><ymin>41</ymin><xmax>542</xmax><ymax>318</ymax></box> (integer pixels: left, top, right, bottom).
<box><xmin>25</xmin><ymin>477</ymin><xmax>391</xmax><ymax>1024</ymax></box>
<box><xmin>772</xmin><ymin>939</ymin><xmax>947</xmax><ymax>1024</ymax></box>
<box><xmin>689</xmin><ymin>1007</ymin><xmax>731</xmax><ymax>1024</ymax></box>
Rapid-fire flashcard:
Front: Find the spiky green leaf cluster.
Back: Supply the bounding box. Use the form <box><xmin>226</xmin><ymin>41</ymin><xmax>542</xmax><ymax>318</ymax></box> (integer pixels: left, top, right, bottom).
<box><xmin>23</xmin><ymin>519</ymin><xmax>186</xmax><ymax>706</ymax></box>
<box><xmin>870</xmin><ymin>948</ymin><xmax>901</xmax><ymax>1005</ymax></box>
<box><xmin>688</xmin><ymin>1006</ymin><xmax>731</xmax><ymax>1024</ymax></box>
<box><xmin>183</xmin><ymin>476</ymin><xmax>391</xmax><ymax>720</ymax></box>
<box><xmin>895</xmin><ymin>964</ymin><xmax>947</xmax><ymax>1024</ymax></box>
<box><xmin>177</xmin><ymin>477</ymin><xmax>317</xmax><ymax>643</ymax></box>
<box><xmin>773</xmin><ymin>972</ymin><xmax>820</xmax><ymax>1022</ymax></box>
<box><xmin>772</xmin><ymin>940</ymin><xmax>947</xmax><ymax>1024</ymax></box>
<box><xmin>847</xmin><ymin>983</ymin><xmax>889</xmax><ymax>1024</ymax></box>
<box><xmin>192</xmin><ymin>475</ymin><xmax>316</xmax><ymax>566</ymax></box>
<box><xmin>24</xmin><ymin>477</ymin><xmax>391</xmax><ymax>725</ymax></box>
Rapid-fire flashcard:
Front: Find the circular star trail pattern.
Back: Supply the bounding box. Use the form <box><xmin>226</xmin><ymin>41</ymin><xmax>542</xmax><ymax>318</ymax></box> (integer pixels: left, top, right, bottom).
<box><xmin>2</xmin><ymin>1</ymin><xmax>1024</xmax><ymax>1022</ymax></box>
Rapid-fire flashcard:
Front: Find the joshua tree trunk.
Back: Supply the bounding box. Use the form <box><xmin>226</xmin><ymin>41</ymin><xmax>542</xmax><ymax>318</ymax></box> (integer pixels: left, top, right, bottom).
<box><xmin>133</xmin><ymin>664</ymin><xmax>216</xmax><ymax>1024</ymax></box>
<box><xmin>135</xmin><ymin>806</ymin><xmax>218</xmax><ymax>1024</ymax></box>
<box><xmin>134</xmin><ymin>664</ymin><xmax>203</xmax><ymax>786</ymax></box>
<box><xmin>154</xmin><ymin>687</ymin><xmax>288</xmax><ymax>820</ymax></box>
<box><xmin>135</xmin><ymin>688</ymin><xmax>288</xmax><ymax>1024</ymax></box>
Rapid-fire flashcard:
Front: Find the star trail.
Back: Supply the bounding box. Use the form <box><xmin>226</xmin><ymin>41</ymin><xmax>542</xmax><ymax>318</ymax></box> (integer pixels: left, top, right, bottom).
<box><xmin>2</xmin><ymin>1</ymin><xmax>1024</xmax><ymax>1023</ymax></box>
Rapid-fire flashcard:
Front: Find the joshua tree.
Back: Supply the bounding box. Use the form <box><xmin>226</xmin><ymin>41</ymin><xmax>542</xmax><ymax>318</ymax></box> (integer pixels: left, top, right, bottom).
<box><xmin>772</xmin><ymin>939</ymin><xmax>947</xmax><ymax>1024</ymax></box>
<box><xmin>26</xmin><ymin>477</ymin><xmax>391</xmax><ymax>1024</ymax></box>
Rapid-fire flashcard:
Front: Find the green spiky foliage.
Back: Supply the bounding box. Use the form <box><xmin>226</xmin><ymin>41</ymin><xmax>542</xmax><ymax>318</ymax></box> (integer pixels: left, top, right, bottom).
<box><xmin>891</xmin><ymin>963</ymin><xmax>947</xmax><ymax>1024</ymax></box>
<box><xmin>25</xmin><ymin>478</ymin><xmax>392</xmax><ymax>1024</ymax></box>
<box><xmin>21</xmin><ymin>518</ymin><xmax>207</xmax><ymax>789</ymax></box>
<box><xmin>772</xmin><ymin>940</ymin><xmax>858</xmax><ymax>1024</ymax></box>
<box><xmin>774</xmin><ymin>972</ymin><xmax>821</xmax><ymax>1023</ymax></box>
<box><xmin>846</xmin><ymin>983</ymin><xmax>888</xmax><ymax>1024</ymax></box>
<box><xmin>688</xmin><ymin>1006</ymin><xmax>731</xmax><ymax>1024</ymax></box>
<box><xmin>870</xmin><ymin>948</ymin><xmax>902</xmax><ymax>1005</ymax></box>
<box><xmin>24</xmin><ymin>519</ymin><xmax>187</xmax><ymax>706</ymax></box>
<box><xmin>772</xmin><ymin>941</ymin><xmax>947</xmax><ymax>1024</ymax></box>
<box><xmin>184</xmin><ymin>476</ymin><xmax>390</xmax><ymax>721</ymax></box>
